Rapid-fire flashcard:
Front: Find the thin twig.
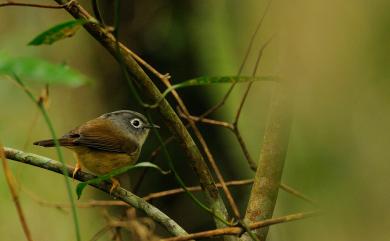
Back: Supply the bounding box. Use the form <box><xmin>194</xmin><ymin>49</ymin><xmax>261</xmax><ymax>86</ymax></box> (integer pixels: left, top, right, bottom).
<box><xmin>0</xmin><ymin>0</ymin><xmax>71</xmax><ymax>8</ymax></box>
<box><xmin>280</xmin><ymin>184</ymin><xmax>316</xmax><ymax>205</ymax></box>
<box><xmin>4</xmin><ymin>147</ymin><xmax>189</xmax><ymax>237</ymax></box>
<box><xmin>160</xmin><ymin>211</ymin><xmax>319</xmax><ymax>241</ymax></box>
<box><xmin>194</xmin><ymin>0</ymin><xmax>273</xmax><ymax>122</ymax></box>
<box><xmin>233</xmin><ymin>128</ymin><xmax>257</xmax><ymax>171</ymax></box>
<box><xmin>177</xmin><ymin>108</ymin><xmax>234</xmax><ymax>130</ymax></box>
<box><xmin>0</xmin><ymin>145</ymin><xmax>34</xmax><ymax>241</ymax></box>
<box><xmin>234</xmin><ymin>36</ymin><xmax>274</xmax><ymax>125</ymax></box>
<box><xmin>144</xmin><ymin>179</ymin><xmax>253</xmax><ymax>201</ymax></box>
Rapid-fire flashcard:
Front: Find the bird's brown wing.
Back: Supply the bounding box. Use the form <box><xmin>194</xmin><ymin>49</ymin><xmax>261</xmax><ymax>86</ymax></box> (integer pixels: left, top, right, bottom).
<box><xmin>63</xmin><ymin>118</ymin><xmax>138</xmax><ymax>155</ymax></box>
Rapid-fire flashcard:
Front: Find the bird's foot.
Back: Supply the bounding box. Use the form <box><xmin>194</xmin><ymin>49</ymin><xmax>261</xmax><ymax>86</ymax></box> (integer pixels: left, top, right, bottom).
<box><xmin>72</xmin><ymin>161</ymin><xmax>81</xmax><ymax>180</ymax></box>
<box><xmin>109</xmin><ymin>178</ymin><xmax>120</xmax><ymax>195</ymax></box>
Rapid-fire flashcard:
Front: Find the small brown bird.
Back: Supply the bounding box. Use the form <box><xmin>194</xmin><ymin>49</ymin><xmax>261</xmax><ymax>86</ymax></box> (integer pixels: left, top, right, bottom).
<box><xmin>33</xmin><ymin>110</ymin><xmax>159</xmax><ymax>192</ymax></box>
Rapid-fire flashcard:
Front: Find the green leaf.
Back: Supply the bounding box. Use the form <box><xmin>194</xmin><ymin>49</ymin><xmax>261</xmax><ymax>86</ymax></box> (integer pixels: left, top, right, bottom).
<box><xmin>76</xmin><ymin>162</ymin><xmax>169</xmax><ymax>199</ymax></box>
<box><xmin>160</xmin><ymin>75</ymin><xmax>278</xmax><ymax>99</ymax></box>
<box><xmin>0</xmin><ymin>52</ymin><xmax>90</xmax><ymax>87</ymax></box>
<box><xmin>28</xmin><ymin>19</ymin><xmax>90</xmax><ymax>45</ymax></box>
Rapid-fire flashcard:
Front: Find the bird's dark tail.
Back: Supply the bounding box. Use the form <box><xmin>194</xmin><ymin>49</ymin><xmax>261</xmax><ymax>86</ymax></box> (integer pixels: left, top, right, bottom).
<box><xmin>33</xmin><ymin>138</ymin><xmax>74</xmax><ymax>147</ymax></box>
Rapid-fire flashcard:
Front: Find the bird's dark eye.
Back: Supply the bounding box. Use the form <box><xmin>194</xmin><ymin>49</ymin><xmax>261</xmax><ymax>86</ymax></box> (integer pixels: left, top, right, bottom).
<box><xmin>131</xmin><ymin>118</ymin><xmax>142</xmax><ymax>128</ymax></box>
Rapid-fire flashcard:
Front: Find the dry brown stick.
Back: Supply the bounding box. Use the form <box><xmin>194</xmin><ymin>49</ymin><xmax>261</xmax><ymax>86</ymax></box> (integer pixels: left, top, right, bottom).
<box><xmin>160</xmin><ymin>211</ymin><xmax>319</xmax><ymax>241</ymax></box>
<box><xmin>0</xmin><ymin>145</ymin><xmax>34</xmax><ymax>241</ymax></box>
<box><xmin>0</xmin><ymin>0</ymin><xmax>71</xmax><ymax>8</ymax></box>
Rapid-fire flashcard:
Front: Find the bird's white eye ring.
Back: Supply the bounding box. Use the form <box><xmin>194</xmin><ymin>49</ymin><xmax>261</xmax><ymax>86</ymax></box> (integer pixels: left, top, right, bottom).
<box><xmin>130</xmin><ymin>118</ymin><xmax>143</xmax><ymax>128</ymax></box>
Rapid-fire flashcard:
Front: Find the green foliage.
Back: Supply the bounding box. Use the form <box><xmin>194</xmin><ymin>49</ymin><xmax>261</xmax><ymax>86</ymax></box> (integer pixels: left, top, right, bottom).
<box><xmin>76</xmin><ymin>162</ymin><xmax>169</xmax><ymax>199</ymax></box>
<box><xmin>0</xmin><ymin>52</ymin><xmax>89</xmax><ymax>87</ymax></box>
<box><xmin>28</xmin><ymin>19</ymin><xmax>90</xmax><ymax>46</ymax></box>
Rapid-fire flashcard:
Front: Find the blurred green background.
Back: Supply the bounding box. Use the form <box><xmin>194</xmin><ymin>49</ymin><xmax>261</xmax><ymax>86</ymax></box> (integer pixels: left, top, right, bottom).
<box><xmin>1</xmin><ymin>0</ymin><xmax>390</xmax><ymax>240</ymax></box>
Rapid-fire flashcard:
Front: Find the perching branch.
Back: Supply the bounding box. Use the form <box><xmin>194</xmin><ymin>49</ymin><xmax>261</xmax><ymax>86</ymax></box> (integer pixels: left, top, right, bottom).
<box><xmin>242</xmin><ymin>83</ymin><xmax>293</xmax><ymax>241</ymax></box>
<box><xmin>55</xmin><ymin>0</ymin><xmax>229</xmax><ymax>227</ymax></box>
<box><xmin>3</xmin><ymin>147</ymin><xmax>189</xmax><ymax>238</ymax></box>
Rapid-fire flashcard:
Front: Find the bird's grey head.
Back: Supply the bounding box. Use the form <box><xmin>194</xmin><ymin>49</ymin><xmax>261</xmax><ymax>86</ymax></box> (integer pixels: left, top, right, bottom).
<box><xmin>100</xmin><ymin>110</ymin><xmax>159</xmax><ymax>146</ymax></box>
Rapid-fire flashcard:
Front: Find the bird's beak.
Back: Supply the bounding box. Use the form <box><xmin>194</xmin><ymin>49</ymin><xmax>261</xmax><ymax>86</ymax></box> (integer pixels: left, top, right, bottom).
<box><xmin>145</xmin><ymin>123</ymin><xmax>160</xmax><ymax>129</ymax></box>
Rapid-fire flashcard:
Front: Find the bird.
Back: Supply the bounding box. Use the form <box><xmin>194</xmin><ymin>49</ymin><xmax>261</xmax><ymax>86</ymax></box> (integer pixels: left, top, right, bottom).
<box><xmin>33</xmin><ymin>110</ymin><xmax>159</xmax><ymax>193</ymax></box>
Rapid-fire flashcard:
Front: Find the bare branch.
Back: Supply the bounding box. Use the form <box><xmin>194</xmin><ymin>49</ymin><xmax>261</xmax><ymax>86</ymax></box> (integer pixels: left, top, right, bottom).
<box><xmin>4</xmin><ymin>147</ymin><xmax>189</xmax><ymax>238</ymax></box>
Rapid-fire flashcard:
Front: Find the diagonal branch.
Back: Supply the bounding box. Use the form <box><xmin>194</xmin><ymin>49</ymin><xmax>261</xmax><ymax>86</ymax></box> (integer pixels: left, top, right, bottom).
<box><xmin>3</xmin><ymin>147</ymin><xmax>189</xmax><ymax>238</ymax></box>
<box><xmin>54</xmin><ymin>0</ymin><xmax>229</xmax><ymax>226</ymax></box>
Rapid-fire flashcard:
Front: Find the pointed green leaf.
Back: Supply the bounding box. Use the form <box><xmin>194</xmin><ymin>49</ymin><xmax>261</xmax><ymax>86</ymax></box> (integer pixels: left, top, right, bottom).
<box><xmin>76</xmin><ymin>183</ymin><xmax>88</xmax><ymax>199</ymax></box>
<box><xmin>28</xmin><ymin>19</ymin><xmax>90</xmax><ymax>46</ymax></box>
<box><xmin>76</xmin><ymin>162</ymin><xmax>169</xmax><ymax>199</ymax></box>
<box><xmin>161</xmin><ymin>75</ymin><xmax>278</xmax><ymax>99</ymax></box>
<box><xmin>0</xmin><ymin>52</ymin><xmax>90</xmax><ymax>87</ymax></box>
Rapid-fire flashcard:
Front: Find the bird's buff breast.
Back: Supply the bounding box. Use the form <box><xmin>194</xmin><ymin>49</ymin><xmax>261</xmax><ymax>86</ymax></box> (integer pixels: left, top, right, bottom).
<box><xmin>73</xmin><ymin>147</ymin><xmax>138</xmax><ymax>175</ymax></box>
